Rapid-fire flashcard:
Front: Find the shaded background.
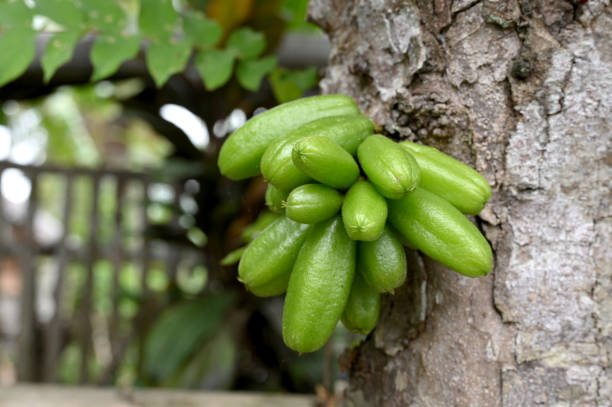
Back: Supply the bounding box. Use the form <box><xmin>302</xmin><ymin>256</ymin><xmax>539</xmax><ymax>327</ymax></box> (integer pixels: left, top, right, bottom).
<box><xmin>0</xmin><ymin>0</ymin><xmax>361</xmax><ymax>395</ymax></box>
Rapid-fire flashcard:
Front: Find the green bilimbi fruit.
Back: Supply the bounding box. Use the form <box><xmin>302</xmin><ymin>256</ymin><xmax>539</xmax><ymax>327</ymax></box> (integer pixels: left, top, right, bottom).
<box><xmin>265</xmin><ymin>184</ymin><xmax>286</xmax><ymax>214</ymax></box>
<box><xmin>261</xmin><ymin>115</ymin><xmax>374</xmax><ymax>192</ymax></box>
<box><xmin>358</xmin><ymin>226</ymin><xmax>407</xmax><ymax>293</ymax></box>
<box><xmin>285</xmin><ymin>184</ymin><xmax>343</xmax><ymax>224</ymax></box>
<box><xmin>292</xmin><ymin>136</ymin><xmax>360</xmax><ymax>189</ymax></box>
<box><xmin>341</xmin><ymin>269</ymin><xmax>381</xmax><ymax>335</ymax></box>
<box><xmin>357</xmin><ymin>134</ymin><xmax>420</xmax><ymax>199</ymax></box>
<box><xmin>238</xmin><ymin>216</ymin><xmax>311</xmax><ymax>297</ymax></box>
<box><xmin>283</xmin><ymin>217</ymin><xmax>356</xmax><ymax>353</ymax></box>
<box><xmin>389</xmin><ymin>224</ymin><xmax>416</xmax><ymax>250</ymax></box>
<box><xmin>400</xmin><ymin>141</ymin><xmax>491</xmax><ymax>215</ymax></box>
<box><xmin>248</xmin><ymin>274</ymin><xmax>293</xmax><ymax>298</ymax></box>
<box><xmin>240</xmin><ymin>211</ymin><xmax>280</xmax><ymax>243</ymax></box>
<box><xmin>218</xmin><ymin>94</ymin><xmax>360</xmax><ymax>180</ymax></box>
<box><xmin>388</xmin><ymin>187</ymin><xmax>492</xmax><ymax>277</ymax></box>
<box><xmin>342</xmin><ymin>180</ymin><xmax>387</xmax><ymax>241</ymax></box>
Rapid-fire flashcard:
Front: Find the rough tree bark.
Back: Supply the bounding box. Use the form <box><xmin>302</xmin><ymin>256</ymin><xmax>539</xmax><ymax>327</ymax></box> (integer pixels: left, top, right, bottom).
<box><xmin>308</xmin><ymin>1</ymin><xmax>611</xmax><ymax>406</ymax></box>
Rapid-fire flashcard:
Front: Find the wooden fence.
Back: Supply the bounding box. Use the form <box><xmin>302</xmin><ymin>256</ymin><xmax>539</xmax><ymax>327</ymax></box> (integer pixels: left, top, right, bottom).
<box><xmin>0</xmin><ymin>160</ymin><xmax>205</xmax><ymax>384</ymax></box>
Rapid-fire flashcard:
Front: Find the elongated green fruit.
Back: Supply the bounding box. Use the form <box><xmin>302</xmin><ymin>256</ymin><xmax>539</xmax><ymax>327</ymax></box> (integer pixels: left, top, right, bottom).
<box><xmin>389</xmin><ymin>224</ymin><xmax>416</xmax><ymax>250</ymax></box>
<box><xmin>400</xmin><ymin>141</ymin><xmax>491</xmax><ymax>214</ymax></box>
<box><xmin>265</xmin><ymin>184</ymin><xmax>286</xmax><ymax>214</ymax></box>
<box><xmin>388</xmin><ymin>187</ymin><xmax>492</xmax><ymax>277</ymax></box>
<box><xmin>292</xmin><ymin>136</ymin><xmax>360</xmax><ymax>189</ymax></box>
<box><xmin>285</xmin><ymin>184</ymin><xmax>343</xmax><ymax>224</ymax></box>
<box><xmin>342</xmin><ymin>180</ymin><xmax>387</xmax><ymax>241</ymax></box>
<box><xmin>218</xmin><ymin>95</ymin><xmax>360</xmax><ymax>180</ymax></box>
<box><xmin>341</xmin><ymin>269</ymin><xmax>381</xmax><ymax>335</ymax></box>
<box><xmin>357</xmin><ymin>135</ymin><xmax>420</xmax><ymax>199</ymax></box>
<box><xmin>239</xmin><ymin>217</ymin><xmax>311</xmax><ymax>297</ymax></box>
<box><xmin>283</xmin><ymin>217</ymin><xmax>356</xmax><ymax>353</ymax></box>
<box><xmin>358</xmin><ymin>226</ymin><xmax>407</xmax><ymax>293</ymax></box>
<box><xmin>261</xmin><ymin>115</ymin><xmax>373</xmax><ymax>192</ymax></box>
<box><xmin>241</xmin><ymin>211</ymin><xmax>280</xmax><ymax>243</ymax></box>
<box><xmin>248</xmin><ymin>272</ymin><xmax>292</xmax><ymax>298</ymax></box>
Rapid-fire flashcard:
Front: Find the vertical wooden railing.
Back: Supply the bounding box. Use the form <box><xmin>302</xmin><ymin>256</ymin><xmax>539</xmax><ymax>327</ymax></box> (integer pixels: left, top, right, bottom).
<box><xmin>0</xmin><ymin>161</ymin><xmax>205</xmax><ymax>384</ymax></box>
<box><xmin>44</xmin><ymin>175</ymin><xmax>73</xmax><ymax>382</ymax></box>
<box><xmin>17</xmin><ymin>170</ymin><xmax>38</xmax><ymax>381</ymax></box>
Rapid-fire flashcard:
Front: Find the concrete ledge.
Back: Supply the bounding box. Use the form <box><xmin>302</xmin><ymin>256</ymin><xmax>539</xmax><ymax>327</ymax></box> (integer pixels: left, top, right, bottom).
<box><xmin>0</xmin><ymin>385</ymin><xmax>315</xmax><ymax>407</ymax></box>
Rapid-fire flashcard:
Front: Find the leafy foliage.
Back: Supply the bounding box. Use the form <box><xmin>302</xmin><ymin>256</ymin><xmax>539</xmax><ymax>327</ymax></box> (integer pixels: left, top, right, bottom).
<box><xmin>142</xmin><ymin>294</ymin><xmax>235</xmax><ymax>383</ymax></box>
<box><xmin>0</xmin><ymin>28</ymin><xmax>37</xmax><ymax>86</ymax></box>
<box><xmin>41</xmin><ymin>30</ymin><xmax>83</xmax><ymax>82</ymax></box>
<box><xmin>90</xmin><ymin>34</ymin><xmax>141</xmax><ymax>81</ymax></box>
<box><xmin>0</xmin><ymin>0</ymin><xmax>318</xmax><ymax>100</ymax></box>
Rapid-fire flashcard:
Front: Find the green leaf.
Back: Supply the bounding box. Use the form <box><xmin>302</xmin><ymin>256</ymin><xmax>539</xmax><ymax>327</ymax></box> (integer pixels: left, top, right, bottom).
<box><xmin>183</xmin><ymin>11</ymin><xmax>221</xmax><ymax>48</ymax></box>
<box><xmin>35</xmin><ymin>0</ymin><xmax>83</xmax><ymax>29</ymax></box>
<box><xmin>269</xmin><ymin>68</ymin><xmax>302</xmax><ymax>103</ymax></box>
<box><xmin>270</xmin><ymin>66</ymin><xmax>318</xmax><ymax>103</ymax></box>
<box><xmin>169</xmin><ymin>327</ymin><xmax>236</xmax><ymax>388</ymax></box>
<box><xmin>236</xmin><ymin>56</ymin><xmax>277</xmax><ymax>91</ymax></box>
<box><xmin>287</xmin><ymin>66</ymin><xmax>318</xmax><ymax>90</ymax></box>
<box><xmin>80</xmin><ymin>0</ymin><xmax>126</xmax><ymax>33</ymax></box>
<box><xmin>0</xmin><ymin>0</ymin><xmax>33</xmax><ymax>28</ymax></box>
<box><xmin>139</xmin><ymin>0</ymin><xmax>178</xmax><ymax>42</ymax></box>
<box><xmin>90</xmin><ymin>34</ymin><xmax>140</xmax><ymax>81</ymax></box>
<box><xmin>282</xmin><ymin>0</ymin><xmax>319</xmax><ymax>31</ymax></box>
<box><xmin>146</xmin><ymin>38</ymin><xmax>192</xmax><ymax>87</ymax></box>
<box><xmin>0</xmin><ymin>28</ymin><xmax>37</xmax><ymax>87</ymax></box>
<box><xmin>194</xmin><ymin>48</ymin><xmax>235</xmax><ymax>91</ymax></box>
<box><xmin>142</xmin><ymin>294</ymin><xmax>235</xmax><ymax>383</ymax></box>
<box><xmin>226</xmin><ymin>27</ymin><xmax>266</xmax><ymax>60</ymax></box>
<box><xmin>220</xmin><ymin>247</ymin><xmax>245</xmax><ymax>266</ymax></box>
<box><xmin>41</xmin><ymin>30</ymin><xmax>82</xmax><ymax>83</ymax></box>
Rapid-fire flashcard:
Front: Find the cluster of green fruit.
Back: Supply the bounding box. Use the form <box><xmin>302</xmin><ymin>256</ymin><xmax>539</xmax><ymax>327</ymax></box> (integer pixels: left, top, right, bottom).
<box><xmin>218</xmin><ymin>95</ymin><xmax>492</xmax><ymax>353</ymax></box>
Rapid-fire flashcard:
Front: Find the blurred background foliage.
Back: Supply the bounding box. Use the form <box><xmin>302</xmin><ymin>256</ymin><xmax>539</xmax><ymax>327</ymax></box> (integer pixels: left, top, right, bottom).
<box><xmin>0</xmin><ymin>0</ymin><xmax>360</xmax><ymax>395</ymax></box>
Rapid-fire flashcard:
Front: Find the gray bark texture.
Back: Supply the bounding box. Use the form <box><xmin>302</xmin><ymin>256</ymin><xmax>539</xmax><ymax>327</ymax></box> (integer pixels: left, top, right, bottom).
<box><xmin>308</xmin><ymin>1</ymin><xmax>611</xmax><ymax>406</ymax></box>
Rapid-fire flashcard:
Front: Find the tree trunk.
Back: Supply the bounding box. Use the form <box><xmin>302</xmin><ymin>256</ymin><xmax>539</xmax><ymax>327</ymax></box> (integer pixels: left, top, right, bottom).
<box><xmin>308</xmin><ymin>1</ymin><xmax>611</xmax><ymax>405</ymax></box>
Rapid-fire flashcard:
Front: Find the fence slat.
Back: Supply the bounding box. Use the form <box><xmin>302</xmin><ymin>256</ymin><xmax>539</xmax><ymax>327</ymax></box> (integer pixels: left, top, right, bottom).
<box><xmin>110</xmin><ymin>177</ymin><xmax>126</xmax><ymax>357</ymax></box>
<box><xmin>44</xmin><ymin>175</ymin><xmax>73</xmax><ymax>382</ymax></box>
<box><xmin>0</xmin><ymin>161</ymin><xmax>208</xmax><ymax>386</ymax></box>
<box><xmin>140</xmin><ymin>180</ymin><xmax>150</xmax><ymax>296</ymax></box>
<box><xmin>79</xmin><ymin>175</ymin><xmax>100</xmax><ymax>384</ymax></box>
<box><xmin>165</xmin><ymin>182</ymin><xmax>183</xmax><ymax>281</ymax></box>
<box><xmin>17</xmin><ymin>171</ymin><xmax>38</xmax><ymax>381</ymax></box>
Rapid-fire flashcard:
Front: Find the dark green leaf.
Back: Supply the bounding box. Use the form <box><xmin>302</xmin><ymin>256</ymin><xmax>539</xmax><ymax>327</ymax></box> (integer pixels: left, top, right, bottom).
<box><xmin>183</xmin><ymin>11</ymin><xmax>221</xmax><ymax>48</ymax></box>
<box><xmin>226</xmin><ymin>27</ymin><xmax>265</xmax><ymax>60</ymax></box>
<box><xmin>139</xmin><ymin>0</ymin><xmax>178</xmax><ymax>42</ymax></box>
<box><xmin>0</xmin><ymin>0</ymin><xmax>32</xmax><ymax>28</ymax></box>
<box><xmin>236</xmin><ymin>55</ymin><xmax>277</xmax><ymax>91</ymax></box>
<box><xmin>41</xmin><ymin>30</ymin><xmax>82</xmax><ymax>82</ymax></box>
<box><xmin>142</xmin><ymin>294</ymin><xmax>235</xmax><ymax>382</ymax></box>
<box><xmin>169</xmin><ymin>327</ymin><xmax>236</xmax><ymax>388</ymax></box>
<box><xmin>220</xmin><ymin>247</ymin><xmax>245</xmax><ymax>266</ymax></box>
<box><xmin>90</xmin><ymin>34</ymin><xmax>140</xmax><ymax>81</ymax></box>
<box><xmin>0</xmin><ymin>28</ymin><xmax>37</xmax><ymax>87</ymax></box>
<box><xmin>194</xmin><ymin>48</ymin><xmax>234</xmax><ymax>91</ymax></box>
<box><xmin>35</xmin><ymin>0</ymin><xmax>83</xmax><ymax>29</ymax></box>
<box><xmin>146</xmin><ymin>38</ymin><xmax>192</xmax><ymax>87</ymax></box>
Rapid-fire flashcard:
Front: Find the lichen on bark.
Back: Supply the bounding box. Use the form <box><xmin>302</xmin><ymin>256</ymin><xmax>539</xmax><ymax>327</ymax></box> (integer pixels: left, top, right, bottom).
<box><xmin>309</xmin><ymin>0</ymin><xmax>611</xmax><ymax>405</ymax></box>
